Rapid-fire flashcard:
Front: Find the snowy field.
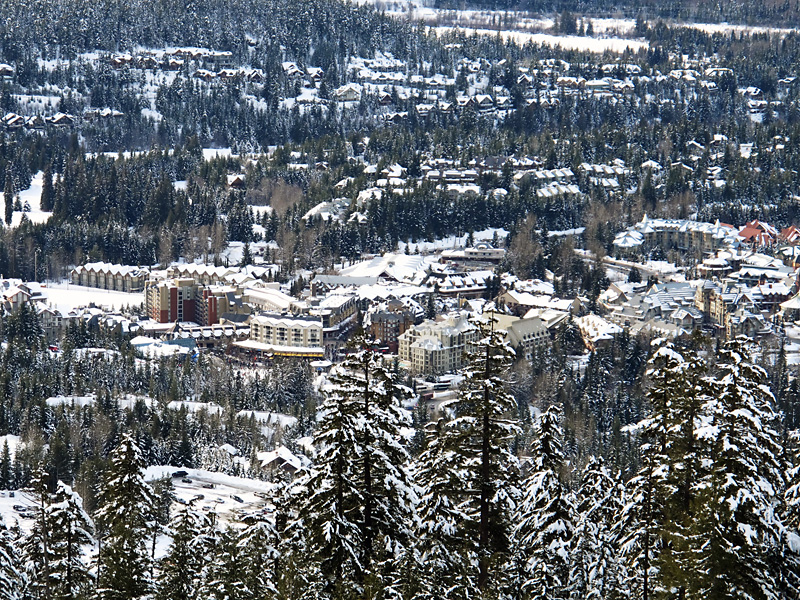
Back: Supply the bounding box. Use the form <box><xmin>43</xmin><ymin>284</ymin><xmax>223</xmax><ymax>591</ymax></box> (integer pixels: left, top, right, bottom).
<box><xmin>144</xmin><ymin>466</ymin><xmax>275</xmax><ymax>525</ymax></box>
<box><xmin>431</xmin><ymin>25</ymin><xmax>648</xmax><ymax>53</ymax></box>
<box><xmin>396</xmin><ymin>227</ymin><xmax>508</xmax><ymax>254</ymax></box>
<box><xmin>1</xmin><ymin>171</ymin><xmax>54</xmax><ymax>228</ymax></box>
<box><xmin>41</xmin><ymin>281</ymin><xmax>144</xmax><ymax>312</ymax></box>
<box><xmin>0</xmin><ymin>466</ymin><xmax>275</xmax><ymax>547</ymax></box>
<box><xmin>358</xmin><ymin>0</ymin><xmax>798</xmax><ymax>54</ymax></box>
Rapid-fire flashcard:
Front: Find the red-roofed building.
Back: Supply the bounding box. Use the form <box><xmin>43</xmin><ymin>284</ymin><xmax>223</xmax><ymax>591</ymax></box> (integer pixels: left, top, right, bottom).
<box><xmin>780</xmin><ymin>225</ymin><xmax>800</xmax><ymax>245</ymax></box>
<box><xmin>739</xmin><ymin>220</ymin><xmax>778</xmax><ymax>248</ymax></box>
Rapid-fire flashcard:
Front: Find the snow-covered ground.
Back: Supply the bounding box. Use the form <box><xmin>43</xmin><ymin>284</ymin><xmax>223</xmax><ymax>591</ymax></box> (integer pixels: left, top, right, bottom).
<box><xmin>1</xmin><ymin>171</ymin><xmax>54</xmax><ymax>228</ymax></box>
<box><xmin>41</xmin><ymin>281</ymin><xmax>144</xmax><ymax>312</ymax></box>
<box><xmin>359</xmin><ymin>0</ymin><xmax>797</xmax><ymax>54</ymax></box>
<box><xmin>144</xmin><ymin>466</ymin><xmax>276</xmax><ymax>524</ymax></box>
<box><xmin>397</xmin><ymin>227</ymin><xmax>508</xmax><ymax>254</ymax></box>
<box><xmin>431</xmin><ymin>25</ymin><xmax>648</xmax><ymax>53</ymax></box>
<box><xmin>0</xmin><ymin>466</ymin><xmax>276</xmax><ymax>543</ymax></box>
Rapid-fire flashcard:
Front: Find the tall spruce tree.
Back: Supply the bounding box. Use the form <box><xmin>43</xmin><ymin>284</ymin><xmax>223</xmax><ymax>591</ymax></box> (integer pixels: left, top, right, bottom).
<box><xmin>570</xmin><ymin>456</ymin><xmax>626</xmax><ymax>600</ymax></box>
<box><xmin>696</xmin><ymin>338</ymin><xmax>785</xmax><ymax>600</ymax></box>
<box><xmin>156</xmin><ymin>501</ymin><xmax>209</xmax><ymax>600</ymax></box>
<box><xmin>48</xmin><ymin>481</ymin><xmax>95</xmax><ymax>600</ymax></box>
<box><xmin>40</xmin><ymin>163</ymin><xmax>54</xmax><ymax>213</ymax></box>
<box><xmin>285</xmin><ymin>338</ymin><xmax>415</xmax><ymax>599</ymax></box>
<box><xmin>617</xmin><ymin>341</ymin><xmax>711</xmax><ymax>598</ymax></box>
<box><xmin>442</xmin><ymin>313</ymin><xmax>521</xmax><ymax>595</ymax></box>
<box><xmin>783</xmin><ymin>448</ymin><xmax>800</xmax><ymax>595</ymax></box>
<box><xmin>3</xmin><ymin>166</ymin><xmax>13</xmax><ymax>226</ymax></box>
<box><xmin>238</xmin><ymin>507</ymin><xmax>280</xmax><ymax>599</ymax></box>
<box><xmin>96</xmin><ymin>434</ymin><xmax>157</xmax><ymax>600</ymax></box>
<box><xmin>413</xmin><ymin>418</ymin><xmax>476</xmax><ymax>600</ymax></box>
<box><xmin>200</xmin><ymin>526</ymin><xmax>247</xmax><ymax>600</ymax></box>
<box><xmin>22</xmin><ymin>469</ymin><xmax>54</xmax><ymax>600</ymax></box>
<box><xmin>0</xmin><ymin>514</ymin><xmax>21</xmax><ymax>600</ymax></box>
<box><xmin>515</xmin><ymin>405</ymin><xmax>574</xmax><ymax>600</ymax></box>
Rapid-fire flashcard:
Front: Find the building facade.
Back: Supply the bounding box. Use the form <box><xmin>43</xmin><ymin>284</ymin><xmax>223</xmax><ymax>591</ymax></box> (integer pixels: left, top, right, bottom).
<box><xmin>71</xmin><ymin>262</ymin><xmax>149</xmax><ymax>292</ymax></box>
<box><xmin>398</xmin><ymin>314</ymin><xmax>477</xmax><ymax>375</ymax></box>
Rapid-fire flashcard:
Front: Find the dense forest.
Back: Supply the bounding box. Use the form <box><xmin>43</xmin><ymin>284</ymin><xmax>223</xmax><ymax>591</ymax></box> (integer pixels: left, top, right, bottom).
<box><xmin>434</xmin><ymin>0</ymin><xmax>800</xmax><ymax>26</ymax></box>
<box><xmin>0</xmin><ymin>0</ymin><xmax>799</xmax><ymax>597</ymax></box>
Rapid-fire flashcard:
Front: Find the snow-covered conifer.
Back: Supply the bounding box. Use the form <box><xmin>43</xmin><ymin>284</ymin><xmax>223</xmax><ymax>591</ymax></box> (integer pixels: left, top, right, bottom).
<box><xmin>237</xmin><ymin>507</ymin><xmax>280</xmax><ymax>599</ymax></box>
<box><xmin>515</xmin><ymin>405</ymin><xmax>574</xmax><ymax>600</ymax></box>
<box><xmin>48</xmin><ymin>481</ymin><xmax>95</xmax><ymax>600</ymax></box>
<box><xmin>285</xmin><ymin>337</ymin><xmax>416</xmax><ymax>598</ymax></box>
<box><xmin>413</xmin><ymin>418</ymin><xmax>476</xmax><ymax>600</ymax></box>
<box><xmin>21</xmin><ymin>469</ymin><xmax>54</xmax><ymax>600</ymax></box>
<box><xmin>570</xmin><ymin>456</ymin><xmax>625</xmax><ymax>599</ymax></box>
<box><xmin>156</xmin><ymin>501</ymin><xmax>210</xmax><ymax>600</ymax></box>
<box><xmin>696</xmin><ymin>337</ymin><xmax>785</xmax><ymax>599</ymax></box>
<box><xmin>0</xmin><ymin>514</ymin><xmax>21</xmax><ymax>600</ymax></box>
<box><xmin>96</xmin><ymin>434</ymin><xmax>157</xmax><ymax>600</ymax></box>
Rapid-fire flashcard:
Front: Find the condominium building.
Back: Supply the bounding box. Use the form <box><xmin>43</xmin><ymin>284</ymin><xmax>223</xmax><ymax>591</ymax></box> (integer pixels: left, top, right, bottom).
<box><xmin>145</xmin><ymin>278</ymin><xmax>198</xmax><ymax>323</ymax></box>
<box><xmin>398</xmin><ymin>314</ymin><xmax>478</xmax><ymax>375</ymax></box>
<box><xmin>71</xmin><ymin>262</ymin><xmax>149</xmax><ymax>292</ymax></box>
<box><xmin>613</xmin><ymin>215</ymin><xmax>740</xmax><ymax>255</ymax></box>
<box><xmin>249</xmin><ymin>313</ymin><xmax>323</xmax><ymax>352</ymax></box>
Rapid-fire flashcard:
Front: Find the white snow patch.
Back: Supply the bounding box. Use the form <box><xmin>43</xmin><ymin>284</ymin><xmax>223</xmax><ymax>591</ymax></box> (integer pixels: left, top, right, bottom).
<box><xmin>41</xmin><ymin>281</ymin><xmax>144</xmax><ymax>312</ymax></box>
<box><xmin>2</xmin><ymin>171</ymin><xmax>54</xmax><ymax>227</ymax></box>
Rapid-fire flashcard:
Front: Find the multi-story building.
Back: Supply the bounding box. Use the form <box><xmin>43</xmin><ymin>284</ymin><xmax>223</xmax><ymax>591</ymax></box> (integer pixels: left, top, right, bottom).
<box><xmin>71</xmin><ymin>262</ymin><xmax>149</xmax><ymax>292</ymax></box>
<box><xmin>613</xmin><ymin>216</ymin><xmax>740</xmax><ymax>255</ymax></box>
<box><xmin>398</xmin><ymin>314</ymin><xmax>478</xmax><ymax>375</ymax></box>
<box><xmin>146</xmin><ymin>278</ymin><xmax>248</xmax><ymax>326</ymax></box>
<box><xmin>248</xmin><ymin>313</ymin><xmax>323</xmax><ymax>355</ymax></box>
<box><xmin>145</xmin><ymin>278</ymin><xmax>198</xmax><ymax>323</ymax></box>
<box><xmin>367</xmin><ymin>300</ymin><xmax>415</xmax><ymax>353</ymax></box>
<box><xmin>491</xmin><ymin>313</ymin><xmax>550</xmax><ymax>361</ymax></box>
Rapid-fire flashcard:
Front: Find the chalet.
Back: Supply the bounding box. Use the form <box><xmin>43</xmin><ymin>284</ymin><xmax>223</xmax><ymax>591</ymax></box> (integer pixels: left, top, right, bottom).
<box><xmin>474</xmin><ymin>94</ymin><xmax>494</xmax><ymax>113</ymax></box>
<box><xmin>136</xmin><ymin>56</ymin><xmax>159</xmax><ymax>69</ymax></box>
<box><xmin>193</xmin><ymin>69</ymin><xmax>216</xmax><ymax>81</ymax></box>
<box><xmin>416</xmin><ymin>103</ymin><xmax>434</xmax><ymax>117</ymax></box>
<box><xmin>25</xmin><ymin>115</ymin><xmax>46</xmax><ymax>130</ymax></box>
<box><xmin>0</xmin><ymin>63</ymin><xmax>13</xmax><ymax>79</ymax></box>
<box><xmin>738</xmin><ymin>220</ymin><xmax>778</xmax><ymax>248</ymax></box>
<box><xmin>47</xmin><ymin>113</ymin><xmax>75</xmax><ymax>127</ymax></box>
<box><xmin>245</xmin><ymin>69</ymin><xmax>265</xmax><ymax>83</ymax></box>
<box><xmin>2</xmin><ymin>113</ymin><xmax>24</xmax><ymax>129</ymax></box>
<box><xmin>282</xmin><ymin>62</ymin><xmax>304</xmax><ymax>80</ymax></box>
<box><xmin>334</xmin><ymin>83</ymin><xmax>361</xmax><ymax>102</ymax></box>
<box><xmin>216</xmin><ymin>69</ymin><xmax>240</xmax><ymax>81</ymax></box>
<box><xmin>307</xmin><ymin>67</ymin><xmax>324</xmax><ymax>83</ymax></box>
<box><xmin>781</xmin><ymin>225</ymin><xmax>800</xmax><ymax>245</ymax></box>
<box><xmin>109</xmin><ymin>54</ymin><xmax>134</xmax><ymax>68</ymax></box>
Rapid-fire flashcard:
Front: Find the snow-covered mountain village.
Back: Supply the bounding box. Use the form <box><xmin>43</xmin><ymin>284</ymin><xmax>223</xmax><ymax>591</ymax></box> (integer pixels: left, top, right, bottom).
<box><xmin>1</xmin><ymin>0</ymin><xmax>800</xmax><ymax>598</ymax></box>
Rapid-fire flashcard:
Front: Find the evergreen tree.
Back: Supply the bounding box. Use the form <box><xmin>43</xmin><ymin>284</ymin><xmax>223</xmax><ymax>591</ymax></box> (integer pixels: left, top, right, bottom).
<box><xmin>413</xmin><ymin>418</ymin><xmax>476</xmax><ymax>600</ymax></box>
<box><xmin>515</xmin><ymin>405</ymin><xmax>574</xmax><ymax>600</ymax></box>
<box><xmin>285</xmin><ymin>338</ymin><xmax>415</xmax><ymax>598</ymax></box>
<box><xmin>48</xmin><ymin>481</ymin><xmax>95</xmax><ymax>600</ymax></box>
<box><xmin>4</xmin><ymin>166</ymin><xmax>13</xmax><ymax>226</ymax></box>
<box><xmin>783</xmin><ymin>450</ymin><xmax>800</xmax><ymax>595</ymax></box>
<box><xmin>570</xmin><ymin>456</ymin><xmax>626</xmax><ymax>600</ymax></box>
<box><xmin>0</xmin><ymin>442</ymin><xmax>12</xmax><ymax>490</ymax></box>
<box><xmin>444</xmin><ymin>314</ymin><xmax>521</xmax><ymax>594</ymax></box>
<box><xmin>156</xmin><ymin>501</ymin><xmax>209</xmax><ymax>600</ymax></box>
<box><xmin>96</xmin><ymin>434</ymin><xmax>157</xmax><ymax>600</ymax></box>
<box><xmin>40</xmin><ymin>164</ymin><xmax>54</xmax><ymax>213</ymax></box>
<box><xmin>22</xmin><ymin>469</ymin><xmax>54</xmax><ymax>600</ymax></box>
<box><xmin>238</xmin><ymin>508</ymin><xmax>280</xmax><ymax>599</ymax></box>
<box><xmin>696</xmin><ymin>338</ymin><xmax>784</xmax><ymax>600</ymax></box>
<box><xmin>0</xmin><ymin>514</ymin><xmax>21</xmax><ymax>600</ymax></box>
<box><xmin>200</xmin><ymin>526</ymin><xmax>246</xmax><ymax>600</ymax></box>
